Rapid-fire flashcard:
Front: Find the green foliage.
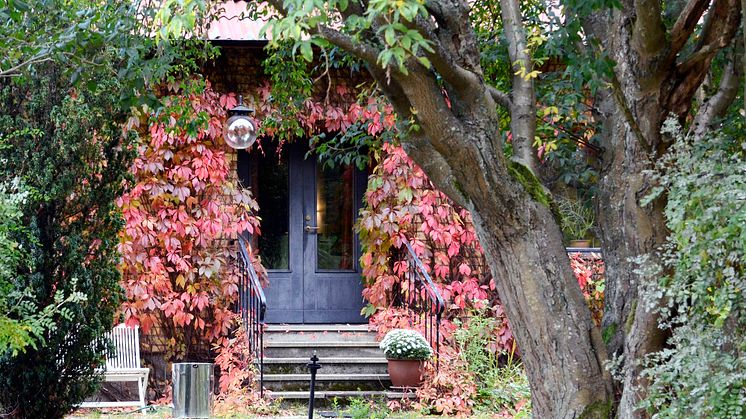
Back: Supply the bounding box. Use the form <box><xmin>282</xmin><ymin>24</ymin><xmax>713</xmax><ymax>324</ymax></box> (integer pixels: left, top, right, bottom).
<box><xmin>262</xmin><ymin>42</ymin><xmax>314</xmax><ymax>142</ymax></box>
<box><xmin>556</xmin><ymin>196</ymin><xmax>595</xmax><ymax>240</ymax></box>
<box><xmin>0</xmin><ymin>179</ymin><xmax>36</xmax><ymax>354</ymax></box>
<box><xmin>346</xmin><ymin>397</ymin><xmax>391</xmax><ymax>419</ymax></box>
<box><xmin>454</xmin><ymin>309</ymin><xmax>531</xmax><ymax>415</ymax></box>
<box><xmin>639</xmin><ymin>121</ymin><xmax>746</xmax><ymax>417</ymax></box>
<box><xmin>0</xmin><ymin>63</ymin><xmax>135</xmax><ymax>416</ymax></box>
<box><xmin>310</xmin><ymin>119</ymin><xmax>384</xmax><ymax>170</ymax></box>
<box><xmin>1</xmin><ymin>0</ymin><xmax>219</xmax><ymax>109</ymax></box>
<box><xmin>262</xmin><ymin>0</ymin><xmax>434</xmax><ymax>74</ymax></box>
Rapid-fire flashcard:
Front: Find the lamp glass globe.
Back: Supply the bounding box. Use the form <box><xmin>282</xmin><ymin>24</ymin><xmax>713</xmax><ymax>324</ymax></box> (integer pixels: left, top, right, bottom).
<box><xmin>225</xmin><ymin>116</ymin><xmax>256</xmax><ymax>149</ymax></box>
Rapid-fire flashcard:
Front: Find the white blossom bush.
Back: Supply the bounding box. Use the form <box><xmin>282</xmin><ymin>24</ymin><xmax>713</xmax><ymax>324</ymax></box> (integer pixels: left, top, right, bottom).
<box><xmin>380</xmin><ymin>329</ymin><xmax>433</xmax><ymax>360</ymax></box>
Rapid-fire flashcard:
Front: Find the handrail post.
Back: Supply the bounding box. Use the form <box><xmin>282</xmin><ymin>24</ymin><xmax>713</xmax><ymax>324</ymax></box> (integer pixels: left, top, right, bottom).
<box><xmin>398</xmin><ymin>239</ymin><xmax>445</xmax><ymax>370</ymax></box>
<box><xmin>307</xmin><ymin>353</ymin><xmax>321</xmax><ymax>419</ymax></box>
<box><xmin>236</xmin><ymin>236</ymin><xmax>267</xmax><ymax>397</ymax></box>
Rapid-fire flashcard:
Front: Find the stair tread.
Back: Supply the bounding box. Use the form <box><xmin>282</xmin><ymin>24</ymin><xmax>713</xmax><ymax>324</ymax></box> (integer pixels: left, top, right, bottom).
<box><xmin>268</xmin><ymin>390</ymin><xmax>415</xmax><ymax>399</ymax></box>
<box><xmin>264</xmin><ymin>357</ymin><xmax>387</xmax><ymax>363</ymax></box>
<box><xmin>266</xmin><ymin>341</ymin><xmax>380</xmax><ymax>347</ymax></box>
<box><xmin>263</xmin><ymin>373</ymin><xmax>389</xmax><ymax>381</ymax></box>
<box><xmin>266</xmin><ymin>324</ymin><xmax>371</xmax><ymax>332</ymax></box>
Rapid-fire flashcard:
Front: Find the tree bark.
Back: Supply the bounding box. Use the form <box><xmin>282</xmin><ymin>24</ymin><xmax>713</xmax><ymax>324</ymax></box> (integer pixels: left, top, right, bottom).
<box><xmin>475</xmin><ymin>193</ymin><xmax>614</xmax><ymax>418</ymax></box>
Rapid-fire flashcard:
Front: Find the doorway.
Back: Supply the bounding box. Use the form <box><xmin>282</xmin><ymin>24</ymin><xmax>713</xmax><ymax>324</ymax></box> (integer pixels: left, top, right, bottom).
<box><xmin>238</xmin><ymin>142</ymin><xmax>367</xmax><ymax>323</ymax></box>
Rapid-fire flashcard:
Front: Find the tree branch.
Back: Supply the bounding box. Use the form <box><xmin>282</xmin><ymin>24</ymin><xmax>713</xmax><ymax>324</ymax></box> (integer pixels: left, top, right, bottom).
<box><xmin>500</xmin><ymin>0</ymin><xmax>538</xmax><ymax>173</ymax></box>
<box><xmin>668</xmin><ymin>0</ymin><xmax>741</xmax><ymax>115</ymax></box>
<box><xmin>402</xmin><ymin>15</ymin><xmax>483</xmax><ymax>98</ymax></box>
<box><xmin>392</xmin><ymin>67</ymin><xmax>465</xmax><ymax>158</ymax></box>
<box><xmin>487</xmin><ymin>85</ymin><xmax>511</xmax><ymax>108</ymax></box>
<box><xmin>316</xmin><ymin>25</ymin><xmax>381</xmax><ymax>64</ymax></box>
<box><xmin>0</xmin><ymin>54</ymin><xmax>52</xmax><ymax>78</ymax></box>
<box><xmin>366</xmin><ymin>62</ymin><xmax>469</xmax><ymax>204</ymax></box>
<box><xmin>264</xmin><ymin>0</ymin><xmax>381</xmax><ymax>66</ymax></box>
<box><xmin>690</xmin><ymin>45</ymin><xmax>743</xmax><ymax>139</ymax></box>
<box><xmin>631</xmin><ymin>0</ymin><xmax>666</xmax><ymax>60</ymax></box>
<box><xmin>668</xmin><ymin>0</ymin><xmax>710</xmax><ymax>58</ymax></box>
<box><xmin>366</xmin><ymin>64</ymin><xmax>415</xmax><ymax>122</ymax></box>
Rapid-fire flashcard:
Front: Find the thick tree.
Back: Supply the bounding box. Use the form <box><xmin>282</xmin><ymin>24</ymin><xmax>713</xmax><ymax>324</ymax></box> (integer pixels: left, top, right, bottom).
<box><xmin>159</xmin><ymin>0</ymin><xmax>744</xmax><ymax>416</ymax></box>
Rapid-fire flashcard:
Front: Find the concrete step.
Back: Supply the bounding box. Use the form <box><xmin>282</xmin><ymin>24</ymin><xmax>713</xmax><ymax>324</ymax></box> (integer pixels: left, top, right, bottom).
<box><xmin>264</xmin><ymin>330</ymin><xmax>377</xmax><ymax>344</ymax></box>
<box><xmin>263</xmin><ymin>373</ymin><xmax>391</xmax><ymax>392</ymax></box>
<box><xmin>264</xmin><ymin>341</ymin><xmax>383</xmax><ymax>358</ymax></box>
<box><xmin>263</xmin><ymin>357</ymin><xmax>388</xmax><ymax>374</ymax></box>
<box><xmin>265</xmin><ymin>324</ymin><xmax>370</xmax><ymax>333</ymax></box>
<box><xmin>268</xmin><ymin>390</ymin><xmax>415</xmax><ymax>400</ymax></box>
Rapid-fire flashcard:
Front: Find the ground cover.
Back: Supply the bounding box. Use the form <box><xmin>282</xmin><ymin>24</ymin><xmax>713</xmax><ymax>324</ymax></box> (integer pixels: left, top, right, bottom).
<box><xmin>69</xmin><ymin>395</ymin><xmax>523</xmax><ymax>418</ymax></box>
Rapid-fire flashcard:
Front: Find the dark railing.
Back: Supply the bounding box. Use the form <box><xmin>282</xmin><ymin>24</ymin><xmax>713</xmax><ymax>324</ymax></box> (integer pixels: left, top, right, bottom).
<box><xmin>566</xmin><ymin>247</ymin><xmax>602</xmax><ymax>254</ymax></box>
<box><xmin>395</xmin><ymin>239</ymin><xmax>446</xmax><ymax>366</ymax></box>
<box><xmin>237</xmin><ymin>236</ymin><xmax>267</xmax><ymax>396</ymax></box>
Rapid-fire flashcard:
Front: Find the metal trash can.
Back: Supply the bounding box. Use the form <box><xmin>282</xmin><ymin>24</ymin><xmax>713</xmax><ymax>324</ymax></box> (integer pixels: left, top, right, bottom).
<box><xmin>172</xmin><ymin>362</ymin><xmax>214</xmax><ymax>418</ymax></box>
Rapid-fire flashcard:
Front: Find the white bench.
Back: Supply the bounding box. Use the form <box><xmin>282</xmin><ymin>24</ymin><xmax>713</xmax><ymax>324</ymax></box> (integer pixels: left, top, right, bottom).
<box><xmin>79</xmin><ymin>324</ymin><xmax>150</xmax><ymax>408</ymax></box>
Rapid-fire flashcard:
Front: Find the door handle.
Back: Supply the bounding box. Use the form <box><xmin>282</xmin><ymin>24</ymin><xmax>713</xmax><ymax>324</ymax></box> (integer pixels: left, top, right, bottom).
<box><xmin>305</xmin><ymin>225</ymin><xmax>320</xmax><ymax>233</ymax></box>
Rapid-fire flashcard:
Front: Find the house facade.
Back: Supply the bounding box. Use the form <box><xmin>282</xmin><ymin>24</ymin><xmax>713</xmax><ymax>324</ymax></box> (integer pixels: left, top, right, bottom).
<box><xmin>204</xmin><ymin>38</ymin><xmax>369</xmax><ymax>325</ymax></box>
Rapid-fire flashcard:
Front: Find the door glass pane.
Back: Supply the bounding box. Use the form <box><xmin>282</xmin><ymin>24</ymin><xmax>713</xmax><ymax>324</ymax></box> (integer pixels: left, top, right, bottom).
<box><xmin>316</xmin><ymin>164</ymin><xmax>354</xmax><ymax>270</ymax></box>
<box><xmin>254</xmin><ymin>148</ymin><xmax>290</xmax><ymax>270</ymax></box>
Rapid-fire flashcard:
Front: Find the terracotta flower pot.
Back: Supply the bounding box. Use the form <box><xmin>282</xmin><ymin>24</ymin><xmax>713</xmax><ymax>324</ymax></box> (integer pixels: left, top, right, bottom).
<box><xmin>387</xmin><ymin>359</ymin><xmax>425</xmax><ymax>387</ymax></box>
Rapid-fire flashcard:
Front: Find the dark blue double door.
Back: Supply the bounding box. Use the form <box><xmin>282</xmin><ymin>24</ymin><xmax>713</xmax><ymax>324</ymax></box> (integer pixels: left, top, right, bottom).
<box><xmin>238</xmin><ymin>143</ymin><xmax>367</xmax><ymax>323</ymax></box>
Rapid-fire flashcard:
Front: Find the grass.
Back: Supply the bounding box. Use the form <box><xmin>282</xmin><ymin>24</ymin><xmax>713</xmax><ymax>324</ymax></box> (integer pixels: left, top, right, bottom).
<box><xmin>68</xmin><ymin>399</ymin><xmax>468</xmax><ymax>418</ymax></box>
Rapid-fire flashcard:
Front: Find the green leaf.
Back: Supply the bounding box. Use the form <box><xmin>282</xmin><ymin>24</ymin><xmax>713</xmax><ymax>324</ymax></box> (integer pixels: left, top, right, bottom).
<box><xmin>384</xmin><ymin>26</ymin><xmax>396</xmax><ymax>46</ymax></box>
<box><xmin>300</xmin><ymin>41</ymin><xmax>313</xmax><ymax>62</ymax></box>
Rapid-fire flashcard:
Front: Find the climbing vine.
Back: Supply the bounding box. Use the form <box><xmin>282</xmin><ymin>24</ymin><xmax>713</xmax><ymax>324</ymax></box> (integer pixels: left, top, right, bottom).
<box><xmin>118</xmin><ymin>79</ymin><xmax>260</xmax><ymax>360</ymax></box>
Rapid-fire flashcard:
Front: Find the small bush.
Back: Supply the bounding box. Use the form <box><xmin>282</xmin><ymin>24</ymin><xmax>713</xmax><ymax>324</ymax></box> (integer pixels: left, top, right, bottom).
<box><xmin>454</xmin><ymin>309</ymin><xmax>531</xmax><ymax>415</ymax></box>
<box><xmin>639</xmin><ymin>122</ymin><xmax>745</xmax><ymax>417</ymax></box>
<box><xmin>0</xmin><ymin>65</ymin><xmax>133</xmax><ymax>417</ymax></box>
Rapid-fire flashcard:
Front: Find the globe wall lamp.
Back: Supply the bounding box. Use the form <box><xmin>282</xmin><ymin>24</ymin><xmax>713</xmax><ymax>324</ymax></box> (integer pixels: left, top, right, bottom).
<box><xmin>224</xmin><ymin>95</ymin><xmax>257</xmax><ymax>149</ymax></box>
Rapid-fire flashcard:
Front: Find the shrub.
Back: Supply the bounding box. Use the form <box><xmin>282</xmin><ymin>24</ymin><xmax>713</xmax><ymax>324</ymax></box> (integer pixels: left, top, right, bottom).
<box><xmin>211</xmin><ymin>315</ymin><xmax>275</xmax><ymax>416</ymax></box>
<box><xmin>0</xmin><ymin>66</ymin><xmax>134</xmax><ymax>417</ymax></box>
<box><xmin>380</xmin><ymin>329</ymin><xmax>433</xmax><ymax>360</ymax></box>
<box><xmin>639</xmin><ymin>122</ymin><xmax>745</xmax><ymax>417</ymax></box>
<box><xmin>411</xmin><ymin>346</ymin><xmax>478</xmax><ymax>415</ymax></box>
<box><xmin>454</xmin><ymin>309</ymin><xmax>531</xmax><ymax>415</ymax></box>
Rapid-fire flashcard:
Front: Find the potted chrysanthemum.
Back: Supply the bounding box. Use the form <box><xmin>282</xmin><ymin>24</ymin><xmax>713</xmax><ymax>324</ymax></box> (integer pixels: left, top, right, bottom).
<box><xmin>379</xmin><ymin>329</ymin><xmax>433</xmax><ymax>387</ymax></box>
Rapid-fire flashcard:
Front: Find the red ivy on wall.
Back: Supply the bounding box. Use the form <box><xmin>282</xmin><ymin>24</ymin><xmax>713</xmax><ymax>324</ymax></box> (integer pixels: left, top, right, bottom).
<box><xmin>117</xmin><ymin>80</ymin><xmax>260</xmax><ymax>359</ymax></box>
<box><xmin>117</xmin><ymin>75</ymin><xmax>394</xmax><ymax>360</ymax></box>
<box><xmin>359</xmin><ymin>143</ymin><xmax>507</xmax><ymax>341</ymax></box>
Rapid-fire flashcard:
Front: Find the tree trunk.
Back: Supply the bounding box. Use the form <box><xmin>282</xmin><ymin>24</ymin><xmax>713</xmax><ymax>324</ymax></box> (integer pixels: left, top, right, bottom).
<box><xmin>472</xmin><ymin>192</ymin><xmax>614</xmax><ymax>418</ymax></box>
<box><xmin>591</xmin><ymin>22</ymin><xmax>686</xmax><ymax>413</ymax></box>
<box><xmin>391</xmin><ymin>92</ymin><xmax>615</xmax><ymax>416</ymax></box>
<box><xmin>596</xmin><ymin>111</ymin><xmax>670</xmax><ymax>416</ymax></box>
<box><xmin>307</xmin><ymin>0</ymin><xmax>744</xmax><ymax>414</ymax></box>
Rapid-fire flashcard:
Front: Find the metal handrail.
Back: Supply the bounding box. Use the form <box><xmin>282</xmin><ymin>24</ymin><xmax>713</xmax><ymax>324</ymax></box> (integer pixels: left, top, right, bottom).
<box><xmin>237</xmin><ymin>235</ymin><xmax>266</xmax><ymax>396</ymax></box>
<box><xmin>565</xmin><ymin>247</ymin><xmax>602</xmax><ymax>254</ymax></box>
<box><xmin>398</xmin><ymin>239</ymin><xmax>446</xmax><ymax>367</ymax></box>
